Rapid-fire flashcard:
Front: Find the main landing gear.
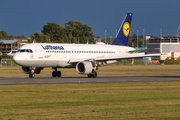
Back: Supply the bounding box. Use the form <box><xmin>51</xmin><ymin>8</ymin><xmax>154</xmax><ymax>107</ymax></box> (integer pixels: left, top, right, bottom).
<box><xmin>29</xmin><ymin>67</ymin><xmax>35</xmax><ymax>78</ymax></box>
<box><xmin>87</xmin><ymin>71</ymin><xmax>97</xmax><ymax>78</ymax></box>
<box><xmin>52</xmin><ymin>67</ymin><xmax>62</xmax><ymax>77</ymax></box>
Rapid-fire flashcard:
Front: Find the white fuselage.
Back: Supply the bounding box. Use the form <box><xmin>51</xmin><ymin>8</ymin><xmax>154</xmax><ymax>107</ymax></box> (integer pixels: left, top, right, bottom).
<box><xmin>13</xmin><ymin>43</ymin><xmax>135</xmax><ymax>68</ymax></box>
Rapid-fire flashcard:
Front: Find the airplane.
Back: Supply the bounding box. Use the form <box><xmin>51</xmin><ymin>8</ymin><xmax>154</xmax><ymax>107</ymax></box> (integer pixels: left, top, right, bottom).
<box><xmin>12</xmin><ymin>13</ymin><xmax>160</xmax><ymax>78</ymax></box>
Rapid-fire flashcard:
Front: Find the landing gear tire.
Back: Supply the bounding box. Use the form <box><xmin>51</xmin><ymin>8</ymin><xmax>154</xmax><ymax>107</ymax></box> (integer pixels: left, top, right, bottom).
<box><xmin>29</xmin><ymin>73</ymin><xmax>35</xmax><ymax>78</ymax></box>
<box><xmin>52</xmin><ymin>71</ymin><xmax>62</xmax><ymax>77</ymax></box>
<box><xmin>93</xmin><ymin>71</ymin><xmax>97</xmax><ymax>78</ymax></box>
<box><xmin>29</xmin><ymin>67</ymin><xmax>35</xmax><ymax>78</ymax></box>
<box><xmin>56</xmin><ymin>71</ymin><xmax>61</xmax><ymax>77</ymax></box>
<box><xmin>88</xmin><ymin>74</ymin><xmax>93</xmax><ymax>78</ymax></box>
<box><xmin>52</xmin><ymin>71</ymin><xmax>56</xmax><ymax>77</ymax></box>
<box><xmin>88</xmin><ymin>71</ymin><xmax>97</xmax><ymax>78</ymax></box>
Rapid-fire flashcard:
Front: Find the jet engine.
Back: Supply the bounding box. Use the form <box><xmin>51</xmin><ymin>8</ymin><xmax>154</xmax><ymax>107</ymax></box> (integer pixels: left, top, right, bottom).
<box><xmin>76</xmin><ymin>61</ymin><xmax>97</xmax><ymax>74</ymax></box>
<box><xmin>22</xmin><ymin>66</ymin><xmax>43</xmax><ymax>74</ymax></box>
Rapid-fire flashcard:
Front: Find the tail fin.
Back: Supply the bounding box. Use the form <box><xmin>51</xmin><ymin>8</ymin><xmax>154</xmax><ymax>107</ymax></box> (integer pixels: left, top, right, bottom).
<box><xmin>111</xmin><ymin>13</ymin><xmax>133</xmax><ymax>46</ymax></box>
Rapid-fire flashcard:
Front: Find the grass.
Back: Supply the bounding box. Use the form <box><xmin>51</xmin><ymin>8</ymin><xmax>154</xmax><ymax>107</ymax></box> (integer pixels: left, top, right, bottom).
<box><xmin>0</xmin><ymin>66</ymin><xmax>180</xmax><ymax>77</ymax></box>
<box><xmin>1</xmin><ymin>65</ymin><xmax>180</xmax><ymax>119</ymax></box>
<box><xmin>0</xmin><ymin>82</ymin><xmax>180</xmax><ymax>119</ymax></box>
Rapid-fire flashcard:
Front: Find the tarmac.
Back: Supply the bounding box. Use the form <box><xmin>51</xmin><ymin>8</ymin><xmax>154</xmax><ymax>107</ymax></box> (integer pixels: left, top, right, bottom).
<box><xmin>0</xmin><ymin>65</ymin><xmax>180</xmax><ymax>85</ymax></box>
<box><xmin>0</xmin><ymin>75</ymin><xmax>180</xmax><ymax>85</ymax></box>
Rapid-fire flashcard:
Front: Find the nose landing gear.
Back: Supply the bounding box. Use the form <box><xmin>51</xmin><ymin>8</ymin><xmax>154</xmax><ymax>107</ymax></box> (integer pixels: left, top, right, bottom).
<box><xmin>29</xmin><ymin>67</ymin><xmax>35</xmax><ymax>78</ymax></box>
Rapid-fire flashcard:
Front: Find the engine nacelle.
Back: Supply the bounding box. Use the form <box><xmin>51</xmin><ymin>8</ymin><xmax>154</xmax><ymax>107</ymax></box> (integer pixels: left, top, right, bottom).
<box><xmin>76</xmin><ymin>61</ymin><xmax>97</xmax><ymax>75</ymax></box>
<box><xmin>22</xmin><ymin>66</ymin><xmax>43</xmax><ymax>74</ymax></box>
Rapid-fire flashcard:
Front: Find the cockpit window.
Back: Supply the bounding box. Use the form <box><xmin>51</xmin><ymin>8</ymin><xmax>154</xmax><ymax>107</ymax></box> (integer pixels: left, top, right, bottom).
<box><xmin>29</xmin><ymin>49</ymin><xmax>33</xmax><ymax>53</ymax></box>
<box><xmin>17</xmin><ymin>49</ymin><xmax>33</xmax><ymax>53</ymax></box>
<box><xmin>20</xmin><ymin>49</ymin><xmax>26</xmax><ymax>52</ymax></box>
<box><xmin>17</xmin><ymin>49</ymin><xmax>20</xmax><ymax>52</ymax></box>
<box><xmin>26</xmin><ymin>49</ymin><xmax>29</xmax><ymax>52</ymax></box>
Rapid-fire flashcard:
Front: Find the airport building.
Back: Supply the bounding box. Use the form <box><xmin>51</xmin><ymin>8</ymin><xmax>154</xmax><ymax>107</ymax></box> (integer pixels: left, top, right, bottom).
<box><xmin>0</xmin><ymin>40</ymin><xmax>19</xmax><ymax>55</ymax></box>
<box><xmin>145</xmin><ymin>36</ymin><xmax>180</xmax><ymax>60</ymax></box>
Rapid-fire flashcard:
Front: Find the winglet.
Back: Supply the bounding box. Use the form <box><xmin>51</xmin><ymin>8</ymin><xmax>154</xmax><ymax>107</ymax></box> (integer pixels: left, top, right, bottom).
<box><xmin>111</xmin><ymin>13</ymin><xmax>133</xmax><ymax>46</ymax></box>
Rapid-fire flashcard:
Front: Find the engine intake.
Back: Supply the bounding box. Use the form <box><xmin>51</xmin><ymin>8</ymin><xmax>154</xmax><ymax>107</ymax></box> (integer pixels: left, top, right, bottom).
<box><xmin>76</xmin><ymin>61</ymin><xmax>97</xmax><ymax>74</ymax></box>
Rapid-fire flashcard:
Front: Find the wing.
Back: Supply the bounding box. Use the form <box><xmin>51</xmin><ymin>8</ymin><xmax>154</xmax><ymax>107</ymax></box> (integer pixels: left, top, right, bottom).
<box><xmin>128</xmin><ymin>48</ymin><xmax>160</xmax><ymax>53</ymax></box>
<box><xmin>68</xmin><ymin>58</ymin><xmax>93</xmax><ymax>63</ymax></box>
<box><xmin>68</xmin><ymin>53</ymin><xmax>160</xmax><ymax>63</ymax></box>
<box><xmin>95</xmin><ymin>53</ymin><xmax>160</xmax><ymax>61</ymax></box>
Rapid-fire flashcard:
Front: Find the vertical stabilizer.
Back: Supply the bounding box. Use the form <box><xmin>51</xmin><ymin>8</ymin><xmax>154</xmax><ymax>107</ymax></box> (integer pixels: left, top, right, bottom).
<box><xmin>111</xmin><ymin>13</ymin><xmax>133</xmax><ymax>46</ymax></box>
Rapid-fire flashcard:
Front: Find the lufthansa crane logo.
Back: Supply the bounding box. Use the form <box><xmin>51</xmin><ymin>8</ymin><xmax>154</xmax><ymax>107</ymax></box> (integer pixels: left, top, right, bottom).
<box><xmin>123</xmin><ymin>22</ymin><xmax>130</xmax><ymax>37</ymax></box>
<box><xmin>30</xmin><ymin>54</ymin><xmax>34</xmax><ymax>59</ymax></box>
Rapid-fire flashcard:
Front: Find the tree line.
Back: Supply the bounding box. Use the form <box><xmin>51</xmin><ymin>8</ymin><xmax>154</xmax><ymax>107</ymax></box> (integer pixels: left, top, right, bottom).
<box><xmin>0</xmin><ymin>31</ymin><xmax>25</xmax><ymax>40</ymax></box>
<box><xmin>28</xmin><ymin>21</ymin><xmax>95</xmax><ymax>44</ymax></box>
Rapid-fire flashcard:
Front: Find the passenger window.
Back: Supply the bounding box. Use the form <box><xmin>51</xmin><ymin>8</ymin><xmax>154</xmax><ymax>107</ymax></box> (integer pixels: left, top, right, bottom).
<box><xmin>26</xmin><ymin>49</ymin><xmax>29</xmax><ymax>53</ymax></box>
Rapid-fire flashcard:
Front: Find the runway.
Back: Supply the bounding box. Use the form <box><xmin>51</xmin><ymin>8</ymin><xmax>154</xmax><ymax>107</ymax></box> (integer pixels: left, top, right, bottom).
<box><xmin>0</xmin><ymin>75</ymin><xmax>180</xmax><ymax>85</ymax></box>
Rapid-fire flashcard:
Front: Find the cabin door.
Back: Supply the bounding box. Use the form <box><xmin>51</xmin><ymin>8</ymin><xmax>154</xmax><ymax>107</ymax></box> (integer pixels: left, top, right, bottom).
<box><xmin>38</xmin><ymin>46</ymin><xmax>43</xmax><ymax>59</ymax></box>
<box><xmin>71</xmin><ymin>49</ymin><xmax>77</xmax><ymax>58</ymax></box>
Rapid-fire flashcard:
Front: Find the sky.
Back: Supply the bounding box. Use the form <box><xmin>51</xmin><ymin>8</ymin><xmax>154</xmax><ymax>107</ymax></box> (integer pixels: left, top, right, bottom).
<box><xmin>1</xmin><ymin>0</ymin><xmax>180</xmax><ymax>38</ymax></box>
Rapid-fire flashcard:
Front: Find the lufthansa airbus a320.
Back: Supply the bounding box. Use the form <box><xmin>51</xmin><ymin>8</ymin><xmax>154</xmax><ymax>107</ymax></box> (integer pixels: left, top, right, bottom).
<box><xmin>12</xmin><ymin>13</ymin><xmax>160</xmax><ymax>78</ymax></box>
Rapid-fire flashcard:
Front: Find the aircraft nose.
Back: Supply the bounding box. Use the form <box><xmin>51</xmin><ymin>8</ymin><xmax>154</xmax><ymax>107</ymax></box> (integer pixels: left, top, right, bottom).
<box><xmin>13</xmin><ymin>54</ymin><xmax>21</xmax><ymax>65</ymax></box>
